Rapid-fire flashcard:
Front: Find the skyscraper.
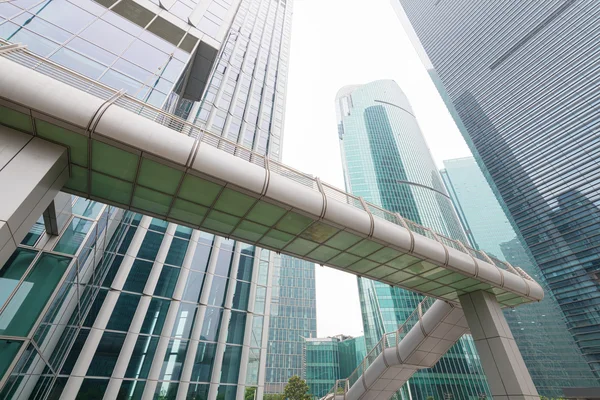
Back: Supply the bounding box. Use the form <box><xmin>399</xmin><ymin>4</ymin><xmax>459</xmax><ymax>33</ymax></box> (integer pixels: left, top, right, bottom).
<box><xmin>441</xmin><ymin>156</ymin><xmax>598</xmax><ymax>396</ymax></box>
<box><xmin>336</xmin><ymin>79</ymin><xmax>490</xmax><ymax>400</ymax></box>
<box><xmin>393</xmin><ymin>0</ymin><xmax>600</xmax><ymax>379</ymax></box>
<box><xmin>0</xmin><ymin>0</ymin><xmax>308</xmax><ymax>398</ymax></box>
<box><xmin>265</xmin><ymin>256</ymin><xmax>317</xmax><ymax>394</ymax></box>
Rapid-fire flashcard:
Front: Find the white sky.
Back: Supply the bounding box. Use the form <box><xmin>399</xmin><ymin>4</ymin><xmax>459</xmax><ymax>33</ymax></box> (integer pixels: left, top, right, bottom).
<box><xmin>281</xmin><ymin>0</ymin><xmax>473</xmax><ymax>338</ymax></box>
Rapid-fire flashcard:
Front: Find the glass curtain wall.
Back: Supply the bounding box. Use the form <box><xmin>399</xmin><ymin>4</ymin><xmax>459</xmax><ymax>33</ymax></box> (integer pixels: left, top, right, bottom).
<box><xmin>336</xmin><ymin>80</ymin><xmax>491</xmax><ymax>400</ymax></box>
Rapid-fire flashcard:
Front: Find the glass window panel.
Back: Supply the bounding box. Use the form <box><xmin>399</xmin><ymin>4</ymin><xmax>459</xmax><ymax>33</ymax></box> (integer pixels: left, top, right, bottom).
<box><xmin>54</xmin><ymin>217</ymin><xmax>93</xmax><ymax>255</ymax></box>
<box><xmin>141</xmin><ymin>298</ymin><xmax>170</xmax><ymax>335</ymax></box>
<box><xmin>100</xmin><ymin>69</ymin><xmax>145</xmax><ymax>95</ymax></box>
<box><xmin>207</xmin><ymin>276</ymin><xmax>228</xmax><ymax>307</ymax></box>
<box><xmin>0</xmin><ymin>252</ymin><xmax>71</xmax><ymax>337</ymax></box>
<box><xmin>154</xmin><ymin>381</ymin><xmax>178</xmax><ymax>400</ymax></box>
<box><xmin>137</xmin><ymin>231</ymin><xmax>164</xmax><ymax>261</ymax></box>
<box><xmin>153</xmin><ymin>266</ymin><xmax>180</xmax><ymax>298</ymax></box>
<box><xmin>246</xmin><ymin>348</ymin><xmax>260</xmax><ymax>385</ymax></box>
<box><xmin>200</xmin><ymin>307</ymin><xmax>222</xmax><ymax>342</ymax></box>
<box><xmin>165</xmin><ymin>238</ymin><xmax>189</xmax><ymax>267</ymax></box>
<box><xmin>1</xmin><ymin>22</ymin><xmax>59</xmax><ymax>56</ymax></box>
<box><xmin>72</xmin><ymin>198</ymin><xmax>104</xmax><ymax>219</ymax></box>
<box><xmin>159</xmin><ymin>339</ymin><xmax>188</xmax><ymax>381</ymax></box>
<box><xmin>87</xmin><ymin>331</ymin><xmax>126</xmax><ymax>377</ymax></box>
<box><xmin>257</xmin><ymin>260</ymin><xmax>268</xmax><ymax>285</ymax></box>
<box><xmin>214</xmin><ymin>249</ymin><xmax>233</xmax><ymax>277</ymax></box>
<box><xmin>190</xmin><ymin>244</ymin><xmax>211</xmax><ymax>272</ymax></box>
<box><xmin>67</xmin><ymin>37</ymin><xmax>116</xmax><ymax>66</ymax></box>
<box><xmin>101</xmin><ymin>255</ymin><xmax>124</xmax><ymax>288</ymax></box>
<box><xmin>236</xmin><ymin>253</ymin><xmax>253</xmax><ymax>282</ymax></box>
<box><xmin>190</xmin><ymin>342</ymin><xmax>216</xmax><ymax>383</ymax></box>
<box><xmin>122</xmin><ymin>39</ymin><xmax>169</xmax><ymax>73</ymax></box>
<box><xmin>219</xmin><ymin>345</ymin><xmax>242</xmax><ymax>383</ymax></box>
<box><xmin>250</xmin><ymin>316</ymin><xmax>263</xmax><ymax>348</ymax></box>
<box><xmin>123</xmin><ymin>260</ymin><xmax>153</xmax><ymax>293</ymax></box>
<box><xmin>174</xmin><ymin>226</ymin><xmax>192</xmax><ymax>240</ymax></box>
<box><xmin>182</xmin><ymin>271</ymin><xmax>205</xmax><ymax>303</ymax></box>
<box><xmin>112</xmin><ymin>58</ymin><xmax>155</xmax><ymax>84</ymax></box>
<box><xmin>149</xmin><ymin>218</ymin><xmax>168</xmax><ymax>233</ymax></box>
<box><xmin>21</xmin><ymin>216</ymin><xmax>45</xmax><ymax>246</ymax></box>
<box><xmin>21</xmin><ymin>14</ymin><xmax>72</xmax><ymax>43</ymax></box>
<box><xmin>0</xmin><ymin>3</ymin><xmax>21</xmax><ymax>19</ymax></box>
<box><xmin>61</xmin><ymin>328</ymin><xmax>90</xmax><ymax>374</ymax></box>
<box><xmin>226</xmin><ymin>311</ymin><xmax>245</xmax><ymax>345</ymax></box>
<box><xmin>125</xmin><ymin>335</ymin><xmax>159</xmax><ymax>379</ymax></box>
<box><xmin>161</xmin><ymin>56</ymin><xmax>185</xmax><ymax>82</ymax></box>
<box><xmin>0</xmin><ymin>339</ymin><xmax>22</xmax><ymax>379</ymax></box>
<box><xmin>117</xmin><ymin>380</ymin><xmax>146</xmax><ymax>400</ymax></box>
<box><xmin>106</xmin><ymin>293</ymin><xmax>140</xmax><ymax>332</ymax></box>
<box><xmin>50</xmin><ymin>47</ymin><xmax>106</xmax><ymax>79</ymax></box>
<box><xmin>78</xmin><ymin>378</ymin><xmax>109</xmax><ymax>399</ymax></box>
<box><xmin>80</xmin><ymin>18</ymin><xmax>134</xmax><ymax>54</ymax></box>
<box><xmin>254</xmin><ymin>286</ymin><xmax>266</xmax><ymax>315</ymax></box>
<box><xmin>187</xmin><ymin>383</ymin><xmax>210</xmax><ymax>399</ymax></box>
<box><xmin>35</xmin><ymin>0</ymin><xmax>94</xmax><ymax>32</ymax></box>
<box><xmin>0</xmin><ymin>248</ymin><xmax>37</xmax><ymax>309</ymax></box>
<box><xmin>82</xmin><ymin>288</ymin><xmax>107</xmax><ymax>327</ymax></box>
<box><xmin>102</xmin><ymin>10</ymin><xmax>142</xmax><ymax>35</ymax></box>
<box><xmin>117</xmin><ymin>226</ymin><xmax>137</xmax><ymax>255</ymax></box>
<box><xmin>231</xmin><ymin>281</ymin><xmax>250</xmax><ymax>311</ymax></box>
<box><xmin>171</xmin><ymin>303</ymin><xmax>196</xmax><ymax>339</ymax></box>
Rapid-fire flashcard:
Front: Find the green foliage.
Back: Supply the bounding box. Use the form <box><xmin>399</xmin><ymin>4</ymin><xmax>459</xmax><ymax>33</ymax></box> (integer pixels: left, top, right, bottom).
<box><xmin>245</xmin><ymin>387</ymin><xmax>257</xmax><ymax>400</ymax></box>
<box><xmin>264</xmin><ymin>394</ymin><xmax>285</xmax><ymax>400</ymax></box>
<box><xmin>283</xmin><ymin>375</ymin><xmax>312</xmax><ymax>400</ymax></box>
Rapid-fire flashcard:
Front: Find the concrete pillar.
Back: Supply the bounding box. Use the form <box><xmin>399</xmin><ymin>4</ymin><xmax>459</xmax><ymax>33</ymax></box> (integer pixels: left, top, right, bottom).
<box><xmin>459</xmin><ymin>291</ymin><xmax>539</xmax><ymax>400</ymax></box>
<box><xmin>0</xmin><ymin>126</ymin><xmax>69</xmax><ymax>266</ymax></box>
<box><xmin>42</xmin><ymin>192</ymin><xmax>72</xmax><ymax>235</ymax></box>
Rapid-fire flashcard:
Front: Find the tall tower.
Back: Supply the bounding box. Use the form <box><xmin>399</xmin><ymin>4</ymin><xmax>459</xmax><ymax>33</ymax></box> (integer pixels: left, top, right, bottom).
<box><xmin>392</xmin><ymin>0</ymin><xmax>600</xmax><ymax>380</ymax></box>
<box><xmin>0</xmin><ymin>0</ymin><xmax>314</xmax><ymax>399</ymax></box>
<box><xmin>335</xmin><ymin>79</ymin><xmax>490</xmax><ymax>400</ymax></box>
<box><xmin>441</xmin><ymin>157</ymin><xmax>598</xmax><ymax>396</ymax></box>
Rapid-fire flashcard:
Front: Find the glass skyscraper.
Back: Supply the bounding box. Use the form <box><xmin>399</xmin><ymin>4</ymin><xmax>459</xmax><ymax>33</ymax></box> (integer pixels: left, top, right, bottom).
<box><xmin>265</xmin><ymin>256</ymin><xmax>316</xmax><ymax>394</ymax></box>
<box><xmin>336</xmin><ymin>79</ymin><xmax>490</xmax><ymax>400</ymax></box>
<box><xmin>393</xmin><ymin>0</ymin><xmax>600</xmax><ymax>380</ymax></box>
<box><xmin>302</xmin><ymin>335</ymin><xmax>365</xmax><ymax>399</ymax></box>
<box><xmin>0</xmin><ymin>0</ymin><xmax>312</xmax><ymax>399</ymax></box>
<box><xmin>441</xmin><ymin>156</ymin><xmax>598</xmax><ymax>396</ymax></box>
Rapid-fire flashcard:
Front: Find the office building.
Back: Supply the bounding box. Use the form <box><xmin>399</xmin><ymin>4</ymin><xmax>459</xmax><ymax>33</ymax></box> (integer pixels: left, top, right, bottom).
<box><xmin>393</xmin><ymin>0</ymin><xmax>600</xmax><ymax>380</ymax></box>
<box><xmin>302</xmin><ymin>335</ymin><xmax>365</xmax><ymax>399</ymax></box>
<box><xmin>336</xmin><ymin>79</ymin><xmax>490</xmax><ymax>399</ymax></box>
<box><xmin>441</xmin><ymin>156</ymin><xmax>598</xmax><ymax>396</ymax></box>
<box><xmin>0</xmin><ymin>0</ymin><xmax>302</xmax><ymax>398</ymax></box>
<box><xmin>265</xmin><ymin>256</ymin><xmax>317</xmax><ymax>394</ymax></box>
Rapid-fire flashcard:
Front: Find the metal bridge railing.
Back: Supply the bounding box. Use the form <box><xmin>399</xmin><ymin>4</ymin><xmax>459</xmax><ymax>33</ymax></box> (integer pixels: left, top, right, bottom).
<box><xmin>0</xmin><ymin>41</ymin><xmax>531</xmax><ymax>284</ymax></box>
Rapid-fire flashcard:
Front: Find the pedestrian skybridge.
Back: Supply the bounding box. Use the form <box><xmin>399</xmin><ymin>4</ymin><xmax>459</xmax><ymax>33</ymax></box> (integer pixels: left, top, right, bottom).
<box><xmin>0</xmin><ymin>43</ymin><xmax>543</xmax><ymax>308</ymax></box>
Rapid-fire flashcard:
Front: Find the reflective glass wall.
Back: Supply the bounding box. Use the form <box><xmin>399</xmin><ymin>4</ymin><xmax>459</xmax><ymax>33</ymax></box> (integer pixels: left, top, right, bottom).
<box><xmin>394</xmin><ymin>0</ymin><xmax>600</xmax><ymax>381</ymax></box>
<box><xmin>336</xmin><ymin>80</ymin><xmax>491</xmax><ymax>399</ymax></box>
<box><xmin>441</xmin><ymin>157</ymin><xmax>598</xmax><ymax>396</ymax></box>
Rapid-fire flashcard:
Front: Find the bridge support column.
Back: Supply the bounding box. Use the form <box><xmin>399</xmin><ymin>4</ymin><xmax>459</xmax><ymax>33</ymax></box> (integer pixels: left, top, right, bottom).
<box><xmin>459</xmin><ymin>291</ymin><xmax>538</xmax><ymax>400</ymax></box>
<box><xmin>0</xmin><ymin>125</ymin><xmax>69</xmax><ymax>266</ymax></box>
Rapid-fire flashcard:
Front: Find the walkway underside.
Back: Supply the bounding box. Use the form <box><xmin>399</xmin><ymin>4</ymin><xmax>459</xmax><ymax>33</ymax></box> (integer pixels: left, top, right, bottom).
<box><xmin>0</xmin><ymin>48</ymin><xmax>543</xmax><ymax>307</ymax></box>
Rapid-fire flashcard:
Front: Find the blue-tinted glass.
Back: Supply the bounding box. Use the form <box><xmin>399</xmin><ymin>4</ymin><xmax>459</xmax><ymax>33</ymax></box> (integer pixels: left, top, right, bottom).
<box><xmin>154</xmin><ymin>382</ymin><xmax>178</xmax><ymax>400</ymax></box>
<box><xmin>117</xmin><ymin>380</ymin><xmax>145</xmax><ymax>400</ymax></box>
<box><xmin>0</xmin><ymin>21</ymin><xmax>59</xmax><ymax>56</ymax></box>
<box><xmin>0</xmin><ymin>340</ymin><xmax>22</xmax><ymax>380</ymax></box>
<box><xmin>182</xmin><ymin>271</ymin><xmax>205</xmax><ymax>303</ymax></box>
<box><xmin>50</xmin><ymin>48</ymin><xmax>107</xmax><ymax>80</ymax></box>
<box><xmin>123</xmin><ymin>260</ymin><xmax>153</xmax><ymax>293</ymax></box>
<box><xmin>187</xmin><ymin>383</ymin><xmax>210</xmax><ymax>399</ymax></box>
<box><xmin>54</xmin><ymin>217</ymin><xmax>93</xmax><ymax>255</ymax></box>
<box><xmin>72</xmin><ymin>198</ymin><xmax>104</xmax><ymax>219</ymax></box>
<box><xmin>231</xmin><ymin>281</ymin><xmax>250</xmax><ymax>311</ymax></box>
<box><xmin>125</xmin><ymin>335</ymin><xmax>159</xmax><ymax>379</ymax></box>
<box><xmin>165</xmin><ymin>238</ymin><xmax>188</xmax><ymax>267</ymax></box>
<box><xmin>207</xmin><ymin>276</ymin><xmax>227</xmax><ymax>307</ymax></box>
<box><xmin>226</xmin><ymin>311</ymin><xmax>245</xmax><ymax>345</ymax></box>
<box><xmin>77</xmin><ymin>378</ymin><xmax>109</xmax><ymax>399</ymax></box>
<box><xmin>80</xmin><ymin>18</ymin><xmax>134</xmax><ymax>54</ymax></box>
<box><xmin>200</xmin><ymin>307</ymin><xmax>222</xmax><ymax>342</ymax></box>
<box><xmin>117</xmin><ymin>226</ymin><xmax>137</xmax><ymax>255</ymax></box>
<box><xmin>100</xmin><ymin>69</ymin><xmax>144</xmax><ymax>96</ymax></box>
<box><xmin>236</xmin><ymin>253</ymin><xmax>253</xmax><ymax>282</ymax></box>
<box><xmin>106</xmin><ymin>293</ymin><xmax>140</xmax><ymax>332</ymax></box>
<box><xmin>190</xmin><ymin>342</ymin><xmax>216</xmax><ymax>383</ymax></box>
<box><xmin>87</xmin><ymin>331</ymin><xmax>126</xmax><ymax>377</ymax></box>
<box><xmin>159</xmin><ymin>339</ymin><xmax>188</xmax><ymax>381</ymax></box>
<box><xmin>141</xmin><ymin>298</ymin><xmax>170</xmax><ymax>336</ymax></box>
<box><xmin>220</xmin><ymin>346</ymin><xmax>242</xmax><ymax>383</ymax></box>
<box><xmin>61</xmin><ymin>329</ymin><xmax>90</xmax><ymax>374</ymax></box>
<box><xmin>171</xmin><ymin>303</ymin><xmax>196</xmax><ymax>339</ymax></box>
<box><xmin>153</xmin><ymin>266</ymin><xmax>180</xmax><ymax>298</ymax></box>
<box><xmin>37</xmin><ymin>0</ymin><xmax>95</xmax><ymax>33</ymax></box>
<box><xmin>190</xmin><ymin>244</ymin><xmax>211</xmax><ymax>272</ymax></box>
<box><xmin>174</xmin><ymin>226</ymin><xmax>192</xmax><ymax>239</ymax></box>
<box><xmin>149</xmin><ymin>218</ymin><xmax>168</xmax><ymax>233</ymax></box>
<box><xmin>67</xmin><ymin>37</ymin><xmax>117</xmax><ymax>66</ymax></box>
<box><xmin>21</xmin><ymin>216</ymin><xmax>45</xmax><ymax>246</ymax></box>
<box><xmin>83</xmin><ymin>289</ymin><xmax>107</xmax><ymax>327</ymax></box>
<box><xmin>137</xmin><ymin>232</ymin><xmax>163</xmax><ymax>261</ymax></box>
<box><xmin>101</xmin><ymin>255</ymin><xmax>124</xmax><ymax>288</ymax></box>
<box><xmin>0</xmin><ymin>248</ymin><xmax>37</xmax><ymax>311</ymax></box>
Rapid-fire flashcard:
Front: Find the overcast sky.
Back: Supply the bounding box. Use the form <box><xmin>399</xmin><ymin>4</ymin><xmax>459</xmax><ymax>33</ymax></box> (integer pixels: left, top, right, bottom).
<box><xmin>281</xmin><ymin>0</ymin><xmax>473</xmax><ymax>338</ymax></box>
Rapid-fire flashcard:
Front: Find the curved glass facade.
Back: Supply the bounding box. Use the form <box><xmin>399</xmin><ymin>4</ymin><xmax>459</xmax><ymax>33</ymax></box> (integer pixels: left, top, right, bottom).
<box><xmin>336</xmin><ymin>80</ymin><xmax>491</xmax><ymax>399</ymax></box>
<box><xmin>394</xmin><ymin>0</ymin><xmax>600</xmax><ymax>385</ymax></box>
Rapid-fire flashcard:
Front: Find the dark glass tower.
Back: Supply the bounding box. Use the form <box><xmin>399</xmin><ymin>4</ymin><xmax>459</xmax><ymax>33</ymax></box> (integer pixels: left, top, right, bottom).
<box><xmin>441</xmin><ymin>156</ymin><xmax>597</xmax><ymax>396</ymax></box>
<box><xmin>336</xmin><ymin>80</ymin><xmax>490</xmax><ymax>400</ymax></box>
<box><xmin>0</xmin><ymin>0</ymin><xmax>309</xmax><ymax>399</ymax></box>
<box><xmin>393</xmin><ymin>0</ymin><xmax>600</xmax><ymax>380</ymax></box>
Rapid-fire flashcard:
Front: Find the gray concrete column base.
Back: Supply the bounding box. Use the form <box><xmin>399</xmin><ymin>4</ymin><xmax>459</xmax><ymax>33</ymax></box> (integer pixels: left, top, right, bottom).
<box><xmin>459</xmin><ymin>291</ymin><xmax>539</xmax><ymax>399</ymax></box>
<box><xmin>0</xmin><ymin>125</ymin><xmax>69</xmax><ymax>266</ymax></box>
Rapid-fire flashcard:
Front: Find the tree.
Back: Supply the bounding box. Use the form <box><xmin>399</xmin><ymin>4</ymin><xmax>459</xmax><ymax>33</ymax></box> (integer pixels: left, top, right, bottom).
<box><xmin>283</xmin><ymin>375</ymin><xmax>312</xmax><ymax>400</ymax></box>
<box><xmin>264</xmin><ymin>395</ymin><xmax>285</xmax><ymax>400</ymax></box>
<box><xmin>245</xmin><ymin>387</ymin><xmax>257</xmax><ymax>400</ymax></box>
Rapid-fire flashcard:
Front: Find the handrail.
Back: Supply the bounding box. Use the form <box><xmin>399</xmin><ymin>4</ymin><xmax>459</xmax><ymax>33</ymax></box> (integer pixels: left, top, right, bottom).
<box><xmin>323</xmin><ymin>297</ymin><xmax>437</xmax><ymax>399</ymax></box>
<box><xmin>0</xmin><ymin>41</ymin><xmax>533</xmax><ymax>286</ymax></box>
